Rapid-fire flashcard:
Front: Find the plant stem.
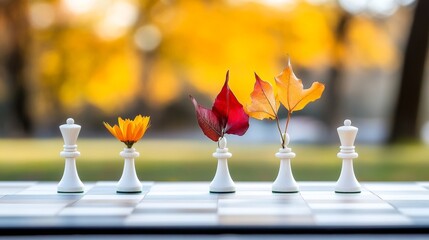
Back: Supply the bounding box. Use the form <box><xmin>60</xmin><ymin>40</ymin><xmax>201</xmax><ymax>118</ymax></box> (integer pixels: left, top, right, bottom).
<box><xmin>218</xmin><ymin>129</ymin><xmax>226</xmax><ymax>148</ymax></box>
<box><xmin>275</xmin><ymin>116</ymin><xmax>285</xmax><ymax>148</ymax></box>
<box><xmin>283</xmin><ymin>111</ymin><xmax>292</xmax><ymax>147</ymax></box>
<box><xmin>124</xmin><ymin>141</ymin><xmax>134</xmax><ymax>149</ymax></box>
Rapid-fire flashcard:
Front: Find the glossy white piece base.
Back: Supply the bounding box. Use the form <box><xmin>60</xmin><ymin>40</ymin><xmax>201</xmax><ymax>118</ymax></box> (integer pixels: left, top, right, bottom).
<box><xmin>335</xmin><ymin>158</ymin><xmax>361</xmax><ymax>193</ymax></box>
<box><xmin>272</xmin><ymin>148</ymin><xmax>299</xmax><ymax>193</ymax></box>
<box><xmin>272</xmin><ymin>133</ymin><xmax>299</xmax><ymax>193</ymax></box>
<box><xmin>210</xmin><ymin>158</ymin><xmax>235</xmax><ymax>193</ymax></box>
<box><xmin>117</xmin><ymin>148</ymin><xmax>142</xmax><ymax>193</ymax></box>
<box><xmin>57</xmin><ymin>157</ymin><xmax>84</xmax><ymax>193</ymax></box>
<box><xmin>210</xmin><ymin>138</ymin><xmax>235</xmax><ymax>193</ymax></box>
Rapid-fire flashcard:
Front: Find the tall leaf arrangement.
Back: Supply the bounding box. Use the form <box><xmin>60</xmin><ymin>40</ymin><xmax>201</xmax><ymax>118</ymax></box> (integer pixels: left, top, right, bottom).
<box><xmin>190</xmin><ymin>71</ymin><xmax>249</xmax><ymax>193</ymax></box>
<box><xmin>247</xmin><ymin>58</ymin><xmax>325</xmax><ymax>148</ymax></box>
<box><xmin>190</xmin><ymin>71</ymin><xmax>250</xmax><ymax>143</ymax></box>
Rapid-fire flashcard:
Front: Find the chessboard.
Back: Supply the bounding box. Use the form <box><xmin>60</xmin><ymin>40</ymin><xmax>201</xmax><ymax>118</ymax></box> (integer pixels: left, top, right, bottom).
<box><xmin>1</xmin><ymin>181</ymin><xmax>429</xmax><ymax>235</ymax></box>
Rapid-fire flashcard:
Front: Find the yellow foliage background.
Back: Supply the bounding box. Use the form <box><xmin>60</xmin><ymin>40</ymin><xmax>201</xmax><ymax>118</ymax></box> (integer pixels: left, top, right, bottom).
<box><xmin>28</xmin><ymin>0</ymin><xmax>407</xmax><ymax>121</ymax></box>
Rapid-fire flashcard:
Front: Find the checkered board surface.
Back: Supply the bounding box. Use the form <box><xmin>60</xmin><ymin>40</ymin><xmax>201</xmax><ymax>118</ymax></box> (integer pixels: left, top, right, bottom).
<box><xmin>1</xmin><ymin>181</ymin><xmax>429</xmax><ymax>233</ymax></box>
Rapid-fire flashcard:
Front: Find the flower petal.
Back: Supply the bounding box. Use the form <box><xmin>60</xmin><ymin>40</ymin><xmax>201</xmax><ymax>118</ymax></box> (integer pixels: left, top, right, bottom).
<box><xmin>113</xmin><ymin>125</ymin><xmax>124</xmax><ymax>141</ymax></box>
<box><xmin>134</xmin><ymin>114</ymin><xmax>142</xmax><ymax>124</ymax></box>
<box><xmin>103</xmin><ymin>122</ymin><xmax>118</xmax><ymax>139</ymax></box>
<box><xmin>118</xmin><ymin>117</ymin><xmax>125</xmax><ymax>133</ymax></box>
<box><xmin>126</xmin><ymin>121</ymin><xmax>134</xmax><ymax>141</ymax></box>
<box><xmin>134</xmin><ymin>116</ymin><xmax>150</xmax><ymax>141</ymax></box>
<box><xmin>123</xmin><ymin>120</ymin><xmax>129</xmax><ymax>139</ymax></box>
<box><xmin>104</xmin><ymin>115</ymin><xmax>150</xmax><ymax>146</ymax></box>
<box><xmin>133</xmin><ymin>125</ymin><xmax>144</xmax><ymax>141</ymax></box>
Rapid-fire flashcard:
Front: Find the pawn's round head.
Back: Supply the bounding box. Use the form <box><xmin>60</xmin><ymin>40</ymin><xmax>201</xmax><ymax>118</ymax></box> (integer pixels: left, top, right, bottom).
<box><xmin>280</xmin><ymin>133</ymin><xmax>290</xmax><ymax>147</ymax></box>
<box><xmin>218</xmin><ymin>137</ymin><xmax>227</xmax><ymax>149</ymax></box>
<box><xmin>344</xmin><ymin>119</ymin><xmax>351</xmax><ymax>126</ymax></box>
<box><xmin>67</xmin><ymin>118</ymin><xmax>75</xmax><ymax>125</ymax></box>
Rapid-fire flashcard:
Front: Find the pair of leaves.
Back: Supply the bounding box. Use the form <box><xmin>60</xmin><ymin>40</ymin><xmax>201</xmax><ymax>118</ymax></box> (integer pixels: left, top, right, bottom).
<box><xmin>247</xmin><ymin>59</ymin><xmax>325</xmax><ymax>120</ymax></box>
<box><xmin>190</xmin><ymin>71</ymin><xmax>249</xmax><ymax>142</ymax></box>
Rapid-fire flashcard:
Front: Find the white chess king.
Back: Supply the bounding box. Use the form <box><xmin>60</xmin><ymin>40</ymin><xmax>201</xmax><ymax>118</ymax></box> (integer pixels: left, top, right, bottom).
<box><xmin>57</xmin><ymin>118</ymin><xmax>84</xmax><ymax>193</ymax></box>
<box><xmin>210</xmin><ymin>137</ymin><xmax>235</xmax><ymax>193</ymax></box>
<box><xmin>335</xmin><ymin>119</ymin><xmax>361</xmax><ymax>193</ymax></box>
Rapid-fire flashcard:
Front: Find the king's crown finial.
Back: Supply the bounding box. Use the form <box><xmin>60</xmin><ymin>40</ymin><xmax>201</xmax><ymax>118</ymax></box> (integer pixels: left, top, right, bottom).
<box><xmin>338</xmin><ymin>118</ymin><xmax>358</xmax><ymax>147</ymax></box>
<box><xmin>60</xmin><ymin>117</ymin><xmax>81</xmax><ymax>146</ymax></box>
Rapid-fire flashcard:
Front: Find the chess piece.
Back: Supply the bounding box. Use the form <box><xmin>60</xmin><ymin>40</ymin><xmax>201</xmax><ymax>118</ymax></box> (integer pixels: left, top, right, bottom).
<box><xmin>335</xmin><ymin>119</ymin><xmax>361</xmax><ymax>193</ymax></box>
<box><xmin>58</xmin><ymin>118</ymin><xmax>84</xmax><ymax>193</ymax></box>
<box><xmin>117</xmin><ymin>147</ymin><xmax>142</xmax><ymax>193</ymax></box>
<box><xmin>272</xmin><ymin>133</ymin><xmax>299</xmax><ymax>193</ymax></box>
<box><xmin>210</xmin><ymin>137</ymin><xmax>235</xmax><ymax>193</ymax></box>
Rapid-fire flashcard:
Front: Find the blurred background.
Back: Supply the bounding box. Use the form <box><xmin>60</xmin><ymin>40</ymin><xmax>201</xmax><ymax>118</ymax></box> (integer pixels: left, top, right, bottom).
<box><xmin>0</xmin><ymin>0</ymin><xmax>428</xmax><ymax>181</ymax></box>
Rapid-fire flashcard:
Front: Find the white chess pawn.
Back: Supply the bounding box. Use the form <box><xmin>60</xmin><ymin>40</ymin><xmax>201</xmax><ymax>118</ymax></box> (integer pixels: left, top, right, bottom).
<box><xmin>209</xmin><ymin>137</ymin><xmax>235</xmax><ymax>193</ymax></box>
<box><xmin>117</xmin><ymin>147</ymin><xmax>142</xmax><ymax>193</ymax></box>
<box><xmin>335</xmin><ymin>119</ymin><xmax>361</xmax><ymax>193</ymax></box>
<box><xmin>272</xmin><ymin>133</ymin><xmax>299</xmax><ymax>193</ymax></box>
<box><xmin>58</xmin><ymin>118</ymin><xmax>84</xmax><ymax>193</ymax></box>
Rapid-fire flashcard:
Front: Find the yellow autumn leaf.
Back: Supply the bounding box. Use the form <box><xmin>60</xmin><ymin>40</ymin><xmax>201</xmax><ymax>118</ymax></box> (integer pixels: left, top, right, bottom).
<box><xmin>246</xmin><ymin>73</ymin><xmax>279</xmax><ymax>120</ymax></box>
<box><xmin>275</xmin><ymin>59</ymin><xmax>324</xmax><ymax>112</ymax></box>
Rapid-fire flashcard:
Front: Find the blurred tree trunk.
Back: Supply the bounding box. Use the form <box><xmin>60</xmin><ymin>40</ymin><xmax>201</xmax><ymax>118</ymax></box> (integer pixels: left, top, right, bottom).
<box><xmin>389</xmin><ymin>0</ymin><xmax>429</xmax><ymax>143</ymax></box>
<box><xmin>323</xmin><ymin>12</ymin><xmax>351</xmax><ymax>138</ymax></box>
<box><xmin>0</xmin><ymin>0</ymin><xmax>32</xmax><ymax>135</ymax></box>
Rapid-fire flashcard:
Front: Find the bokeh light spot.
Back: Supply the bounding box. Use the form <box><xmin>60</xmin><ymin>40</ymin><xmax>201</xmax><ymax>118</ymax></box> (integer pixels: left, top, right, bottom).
<box><xmin>134</xmin><ymin>25</ymin><xmax>162</xmax><ymax>52</ymax></box>
<box><xmin>338</xmin><ymin>0</ymin><xmax>368</xmax><ymax>14</ymax></box>
<box><xmin>29</xmin><ymin>2</ymin><xmax>55</xmax><ymax>29</ymax></box>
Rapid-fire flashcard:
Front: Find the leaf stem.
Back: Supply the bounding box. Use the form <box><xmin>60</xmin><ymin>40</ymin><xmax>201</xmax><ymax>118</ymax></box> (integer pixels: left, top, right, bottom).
<box><xmin>218</xmin><ymin>129</ymin><xmax>225</xmax><ymax>148</ymax></box>
<box><xmin>274</xmin><ymin>116</ymin><xmax>285</xmax><ymax>148</ymax></box>
<box><xmin>282</xmin><ymin>111</ymin><xmax>292</xmax><ymax>148</ymax></box>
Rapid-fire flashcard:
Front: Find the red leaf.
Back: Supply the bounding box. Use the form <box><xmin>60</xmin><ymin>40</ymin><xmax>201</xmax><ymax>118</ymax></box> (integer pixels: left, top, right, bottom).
<box><xmin>213</xmin><ymin>71</ymin><xmax>249</xmax><ymax>136</ymax></box>
<box><xmin>190</xmin><ymin>71</ymin><xmax>249</xmax><ymax>141</ymax></box>
<box><xmin>190</xmin><ymin>95</ymin><xmax>222</xmax><ymax>141</ymax></box>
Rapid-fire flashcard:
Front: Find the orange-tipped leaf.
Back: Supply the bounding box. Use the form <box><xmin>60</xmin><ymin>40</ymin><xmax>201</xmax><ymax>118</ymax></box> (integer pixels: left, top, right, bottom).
<box><xmin>247</xmin><ymin>73</ymin><xmax>279</xmax><ymax>120</ymax></box>
<box><xmin>275</xmin><ymin>59</ymin><xmax>324</xmax><ymax>112</ymax></box>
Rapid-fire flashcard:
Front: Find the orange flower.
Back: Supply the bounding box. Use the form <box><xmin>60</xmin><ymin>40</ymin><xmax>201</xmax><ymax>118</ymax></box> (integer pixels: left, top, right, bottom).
<box><xmin>103</xmin><ymin>115</ymin><xmax>150</xmax><ymax>148</ymax></box>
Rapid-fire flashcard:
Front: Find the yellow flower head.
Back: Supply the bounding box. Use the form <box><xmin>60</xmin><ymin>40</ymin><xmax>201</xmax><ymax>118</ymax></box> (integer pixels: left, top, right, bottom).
<box><xmin>103</xmin><ymin>115</ymin><xmax>150</xmax><ymax>148</ymax></box>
